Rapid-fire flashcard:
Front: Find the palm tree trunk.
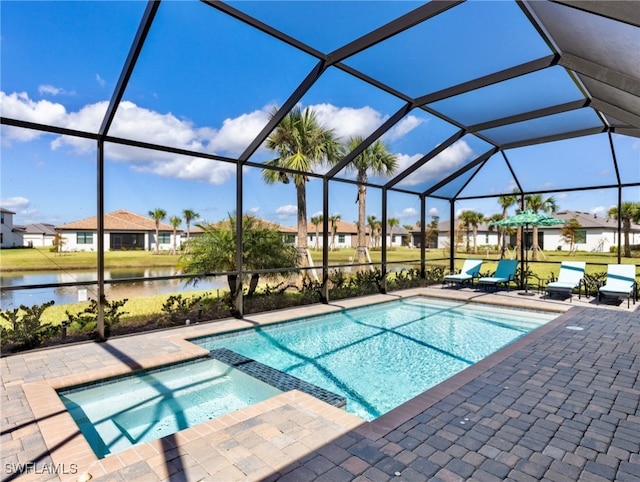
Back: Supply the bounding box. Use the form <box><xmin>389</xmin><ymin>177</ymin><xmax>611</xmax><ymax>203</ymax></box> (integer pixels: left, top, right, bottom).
<box><xmin>296</xmin><ymin>182</ymin><xmax>309</xmax><ymax>271</ymax></box>
<box><xmin>227</xmin><ymin>274</ymin><xmax>237</xmax><ymax>298</ymax></box>
<box><xmin>473</xmin><ymin>227</ymin><xmax>478</xmax><ymax>253</ymax></box>
<box><xmin>624</xmin><ymin>219</ymin><xmax>631</xmax><ymax>257</ymax></box>
<box><xmin>248</xmin><ymin>273</ymin><xmax>259</xmax><ymax>296</ymax></box>
<box><xmin>357</xmin><ymin>180</ymin><xmax>367</xmax><ymax>268</ymax></box>
<box><xmin>531</xmin><ymin>226</ymin><xmax>539</xmax><ymax>261</ymax></box>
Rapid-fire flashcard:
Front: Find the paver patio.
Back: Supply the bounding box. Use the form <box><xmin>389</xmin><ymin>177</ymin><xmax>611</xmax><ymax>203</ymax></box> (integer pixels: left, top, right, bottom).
<box><xmin>1</xmin><ymin>287</ymin><xmax>638</xmax><ymax>481</ymax></box>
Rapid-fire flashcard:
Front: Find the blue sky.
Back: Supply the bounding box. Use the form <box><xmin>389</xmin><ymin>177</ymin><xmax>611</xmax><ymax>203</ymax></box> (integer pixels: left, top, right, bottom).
<box><xmin>1</xmin><ymin>1</ymin><xmax>638</xmax><ymax>230</ymax></box>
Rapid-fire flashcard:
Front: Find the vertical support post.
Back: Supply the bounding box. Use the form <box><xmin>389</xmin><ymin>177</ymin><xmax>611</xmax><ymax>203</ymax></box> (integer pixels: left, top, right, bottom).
<box><xmin>234</xmin><ymin>162</ymin><xmax>243</xmax><ymax>317</ymax></box>
<box><xmin>380</xmin><ymin>188</ymin><xmax>388</xmax><ymax>293</ymax></box>
<box><xmin>448</xmin><ymin>200</ymin><xmax>455</xmax><ymax>274</ymax></box>
<box><xmin>420</xmin><ymin>194</ymin><xmax>426</xmax><ymax>279</ymax></box>
<box><xmin>519</xmin><ymin>194</ymin><xmax>526</xmax><ymax>288</ymax></box>
<box><xmin>321</xmin><ymin>178</ymin><xmax>330</xmax><ymax>303</ymax></box>
<box><xmin>96</xmin><ymin>141</ymin><xmax>105</xmax><ymax>340</ymax></box>
<box><xmin>617</xmin><ymin>187</ymin><xmax>622</xmax><ymax>264</ymax></box>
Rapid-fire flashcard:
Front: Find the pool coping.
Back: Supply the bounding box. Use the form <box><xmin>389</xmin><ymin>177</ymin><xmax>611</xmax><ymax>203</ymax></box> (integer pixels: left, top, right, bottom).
<box><xmin>19</xmin><ymin>288</ymin><xmax>578</xmax><ymax>480</ymax></box>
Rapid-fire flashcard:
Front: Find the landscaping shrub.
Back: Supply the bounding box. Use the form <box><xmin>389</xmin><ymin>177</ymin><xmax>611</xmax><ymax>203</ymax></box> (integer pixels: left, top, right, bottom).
<box><xmin>0</xmin><ymin>301</ymin><xmax>58</xmax><ymax>351</ymax></box>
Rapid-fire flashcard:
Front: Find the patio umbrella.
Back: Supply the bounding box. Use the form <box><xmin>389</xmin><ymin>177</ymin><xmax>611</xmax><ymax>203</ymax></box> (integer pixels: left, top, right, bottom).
<box><xmin>489</xmin><ymin>210</ymin><xmax>567</xmax><ymax>295</ymax></box>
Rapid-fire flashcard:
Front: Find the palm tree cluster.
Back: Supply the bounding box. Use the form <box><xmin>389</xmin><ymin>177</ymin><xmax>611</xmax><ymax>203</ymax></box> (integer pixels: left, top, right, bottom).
<box><xmin>148</xmin><ymin>208</ymin><xmax>200</xmax><ymax>254</ymax></box>
<box><xmin>262</xmin><ymin>106</ymin><xmax>398</xmax><ymax>271</ymax></box>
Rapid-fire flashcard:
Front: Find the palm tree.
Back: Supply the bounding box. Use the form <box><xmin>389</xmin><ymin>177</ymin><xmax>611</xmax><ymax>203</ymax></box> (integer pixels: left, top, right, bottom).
<box><xmin>367</xmin><ymin>215</ymin><xmax>379</xmax><ymax>248</ymax></box>
<box><xmin>346</xmin><ymin>136</ymin><xmax>398</xmax><ymax>267</ymax></box>
<box><xmin>459</xmin><ymin>210</ymin><xmax>484</xmax><ymax>253</ymax></box>
<box><xmin>525</xmin><ymin>194</ymin><xmax>558</xmax><ymax>261</ymax></box>
<box><xmin>329</xmin><ymin>214</ymin><xmax>341</xmax><ymax>250</ymax></box>
<box><xmin>182</xmin><ymin>209</ymin><xmax>199</xmax><ymax>242</ymax></box>
<box><xmin>148</xmin><ymin>208</ymin><xmax>167</xmax><ymax>253</ymax></box>
<box><xmin>310</xmin><ymin>215</ymin><xmax>323</xmax><ymax>250</ymax></box>
<box><xmin>388</xmin><ymin>217</ymin><xmax>400</xmax><ymax>247</ymax></box>
<box><xmin>426</xmin><ymin>216</ymin><xmax>439</xmax><ymax>249</ymax></box>
<box><xmin>262</xmin><ymin>106</ymin><xmax>343</xmax><ymax>272</ymax></box>
<box><xmin>182</xmin><ymin>213</ymin><xmax>298</xmax><ymax>298</ymax></box>
<box><xmin>169</xmin><ymin>215</ymin><xmax>181</xmax><ymax>254</ymax></box>
<box><xmin>497</xmin><ymin>191</ymin><xmax>518</xmax><ymax>259</ymax></box>
<box><xmin>486</xmin><ymin>213</ymin><xmax>503</xmax><ymax>252</ymax></box>
<box><xmin>608</xmin><ymin>201</ymin><xmax>640</xmax><ymax>257</ymax></box>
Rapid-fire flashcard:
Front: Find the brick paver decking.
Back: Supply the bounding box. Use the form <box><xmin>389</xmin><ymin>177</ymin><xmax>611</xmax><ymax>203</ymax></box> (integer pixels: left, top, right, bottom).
<box><xmin>1</xmin><ymin>289</ymin><xmax>638</xmax><ymax>481</ymax></box>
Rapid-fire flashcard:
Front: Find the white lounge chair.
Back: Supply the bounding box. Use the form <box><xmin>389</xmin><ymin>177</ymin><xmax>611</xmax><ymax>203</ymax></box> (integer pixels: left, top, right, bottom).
<box><xmin>545</xmin><ymin>261</ymin><xmax>586</xmax><ymax>302</ymax></box>
<box><xmin>477</xmin><ymin>260</ymin><xmax>518</xmax><ymax>291</ymax></box>
<box><xmin>443</xmin><ymin>259</ymin><xmax>483</xmax><ymax>288</ymax></box>
<box><xmin>598</xmin><ymin>264</ymin><xmax>638</xmax><ymax>308</ymax></box>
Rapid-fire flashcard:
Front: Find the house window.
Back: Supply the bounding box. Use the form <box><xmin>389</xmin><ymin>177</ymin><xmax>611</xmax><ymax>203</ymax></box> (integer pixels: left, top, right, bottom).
<box><xmin>77</xmin><ymin>232</ymin><xmax>93</xmax><ymax>244</ymax></box>
<box><xmin>338</xmin><ymin>234</ymin><xmax>345</xmax><ymax>244</ymax></box>
<box><xmin>284</xmin><ymin>234</ymin><xmax>296</xmax><ymax>244</ymax></box>
<box><xmin>575</xmin><ymin>230</ymin><xmax>586</xmax><ymax>244</ymax></box>
<box><xmin>1</xmin><ymin>212</ymin><xmax>4</xmax><ymax>224</ymax></box>
<box><xmin>158</xmin><ymin>233</ymin><xmax>171</xmax><ymax>244</ymax></box>
<box><xmin>76</xmin><ymin>232</ymin><xmax>93</xmax><ymax>244</ymax></box>
<box><xmin>485</xmin><ymin>234</ymin><xmax>489</xmax><ymax>243</ymax></box>
<box><xmin>309</xmin><ymin>234</ymin><xmax>314</xmax><ymax>241</ymax></box>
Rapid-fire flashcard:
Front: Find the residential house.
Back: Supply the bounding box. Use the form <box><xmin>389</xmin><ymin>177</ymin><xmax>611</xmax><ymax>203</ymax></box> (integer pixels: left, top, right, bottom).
<box><xmin>22</xmin><ymin>223</ymin><xmax>57</xmax><ymax>247</ymax></box>
<box><xmin>539</xmin><ymin>210</ymin><xmax>640</xmax><ymax>252</ymax></box>
<box><xmin>187</xmin><ymin>217</ymin><xmax>297</xmax><ymax>245</ymax></box>
<box><xmin>56</xmin><ymin>210</ymin><xmax>181</xmax><ymax>252</ymax></box>
<box><xmin>0</xmin><ymin>208</ymin><xmax>24</xmax><ymax>248</ymax></box>
<box><xmin>306</xmin><ymin>219</ymin><xmax>358</xmax><ymax>249</ymax></box>
<box><xmin>407</xmin><ymin>210</ymin><xmax>640</xmax><ymax>254</ymax></box>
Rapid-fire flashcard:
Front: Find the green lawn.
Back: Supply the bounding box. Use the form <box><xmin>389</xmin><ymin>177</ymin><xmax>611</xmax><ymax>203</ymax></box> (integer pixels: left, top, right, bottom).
<box><xmin>0</xmin><ymin>247</ymin><xmax>181</xmax><ymax>271</ymax></box>
<box><xmin>2</xmin><ymin>246</ymin><xmax>637</xmax><ymax>281</ymax></box>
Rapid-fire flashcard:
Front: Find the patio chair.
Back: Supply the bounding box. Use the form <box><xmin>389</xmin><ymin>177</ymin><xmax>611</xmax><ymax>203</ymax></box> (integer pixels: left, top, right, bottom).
<box><xmin>477</xmin><ymin>259</ymin><xmax>518</xmax><ymax>292</ymax></box>
<box><xmin>597</xmin><ymin>264</ymin><xmax>638</xmax><ymax>308</ymax></box>
<box><xmin>545</xmin><ymin>261</ymin><xmax>586</xmax><ymax>302</ymax></box>
<box><xmin>442</xmin><ymin>259</ymin><xmax>483</xmax><ymax>289</ymax></box>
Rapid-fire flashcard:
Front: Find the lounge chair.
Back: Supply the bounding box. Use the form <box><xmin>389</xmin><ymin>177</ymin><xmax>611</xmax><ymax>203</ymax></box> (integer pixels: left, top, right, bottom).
<box><xmin>443</xmin><ymin>259</ymin><xmax>483</xmax><ymax>288</ymax></box>
<box><xmin>597</xmin><ymin>264</ymin><xmax>638</xmax><ymax>308</ymax></box>
<box><xmin>545</xmin><ymin>261</ymin><xmax>586</xmax><ymax>302</ymax></box>
<box><xmin>477</xmin><ymin>259</ymin><xmax>518</xmax><ymax>291</ymax></box>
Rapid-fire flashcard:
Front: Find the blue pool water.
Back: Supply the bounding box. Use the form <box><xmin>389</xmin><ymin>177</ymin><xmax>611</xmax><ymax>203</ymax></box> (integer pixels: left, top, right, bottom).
<box><xmin>58</xmin><ymin>358</ymin><xmax>282</xmax><ymax>458</ymax></box>
<box><xmin>194</xmin><ymin>297</ymin><xmax>557</xmax><ymax>420</ymax></box>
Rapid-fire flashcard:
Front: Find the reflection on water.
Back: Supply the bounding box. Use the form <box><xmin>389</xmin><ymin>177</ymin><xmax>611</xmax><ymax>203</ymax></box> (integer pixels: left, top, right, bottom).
<box><xmin>0</xmin><ymin>268</ymin><xmax>227</xmax><ymax>309</ymax></box>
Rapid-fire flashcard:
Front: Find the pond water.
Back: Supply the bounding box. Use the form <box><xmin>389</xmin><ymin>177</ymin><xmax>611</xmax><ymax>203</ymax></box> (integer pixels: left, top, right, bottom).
<box><xmin>0</xmin><ymin>268</ymin><xmax>227</xmax><ymax>309</ymax></box>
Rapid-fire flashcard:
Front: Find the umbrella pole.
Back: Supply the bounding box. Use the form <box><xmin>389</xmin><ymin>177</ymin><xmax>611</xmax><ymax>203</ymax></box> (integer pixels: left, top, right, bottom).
<box><xmin>519</xmin><ymin>224</ymin><xmax>535</xmax><ymax>296</ymax></box>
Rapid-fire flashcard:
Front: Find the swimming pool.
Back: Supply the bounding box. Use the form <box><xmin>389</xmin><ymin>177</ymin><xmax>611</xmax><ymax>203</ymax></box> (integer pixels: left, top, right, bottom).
<box><xmin>193</xmin><ymin>296</ymin><xmax>557</xmax><ymax>420</ymax></box>
<box><xmin>58</xmin><ymin>357</ymin><xmax>283</xmax><ymax>458</ymax></box>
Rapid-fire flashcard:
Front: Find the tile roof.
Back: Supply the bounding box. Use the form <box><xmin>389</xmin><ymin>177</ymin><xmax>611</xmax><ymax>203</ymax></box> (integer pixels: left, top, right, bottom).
<box><xmin>56</xmin><ymin>210</ymin><xmax>179</xmax><ymax>232</ymax></box>
<box><xmin>23</xmin><ymin>223</ymin><xmax>57</xmax><ymax>235</ymax></box>
<box><xmin>191</xmin><ymin>217</ymin><xmax>297</xmax><ymax>234</ymax></box>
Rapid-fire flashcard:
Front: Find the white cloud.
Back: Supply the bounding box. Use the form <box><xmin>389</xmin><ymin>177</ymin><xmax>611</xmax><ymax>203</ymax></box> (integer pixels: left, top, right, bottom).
<box><xmin>0</xmin><ymin>92</ymin><xmax>418</xmax><ymax>188</ymax></box>
<box><xmin>397</xmin><ymin>140</ymin><xmax>474</xmax><ymax>187</ymax></box>
<box><xmin>398</xmin><ymin>207</ymin><xmax>418</xmax><ymax>219</ymax></box>
<box><xmin>206</xmin><ymin>108</ymin><xmax>271</xmax><ymax>156</ymax></box>
<box><xmin>383</xmin><ymin>115</ymin><xmax>424</xmax><ymax>142</ymax></box>
<box><xmin>0</xmin><ymin>196</ymin><xmax>30</xmax><ymax>211</ymax></box>
<box><xmin>591</xmin><ymin>206</ymin><xmax>607</xmax><ymax>216</ymax></box>
<box><xmin>275</xmin><ymin>204</ymin><xmax>297</xmax><ymax>220</ymax></box>
<box><xmin>38</xmin><ymin>85</ymin><xmax>63</xmax><ymax>96</ymax></box>
<box><xmin>428</xmin><ymin>207</ymin><xmax>439</xmax><ymax>217</ymax></box>
<box><xmin>248</xmin><ymin>207</ymin><xmax>260</xmax><ymax>214</ymax></box>
<box><xmin>312</xmin><ymin>103</ymin><xmax>387</xmax><ymax>141</ymax></box>
<box><xmin>96</xmin><ymin>74</ymin><xmax>106</xmax><ymax>87</ymax></box>
<box><xmin>0</xmin><ymin>92</ymin><xmax>68</xmax><ymax>142</ymax></box>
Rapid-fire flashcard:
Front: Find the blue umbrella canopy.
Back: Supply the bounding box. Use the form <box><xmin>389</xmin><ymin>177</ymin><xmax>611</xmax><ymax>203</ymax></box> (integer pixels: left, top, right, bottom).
<box><xmin>489</xmin><ymin>210</ymin><xmax>567</xmax><ymax>227</ymax></box>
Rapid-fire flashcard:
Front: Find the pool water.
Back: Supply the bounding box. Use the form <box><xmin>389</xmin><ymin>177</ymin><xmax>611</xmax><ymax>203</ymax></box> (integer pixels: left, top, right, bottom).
<box><xmin>194</xmin><ymin>297</ymin><xmax>557</xmax><ymax>420</ymax></box>
<box><xmin>58</xmin><ymin>358</ymin><xmax>282</xmax><ymax>458</ymax></box>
